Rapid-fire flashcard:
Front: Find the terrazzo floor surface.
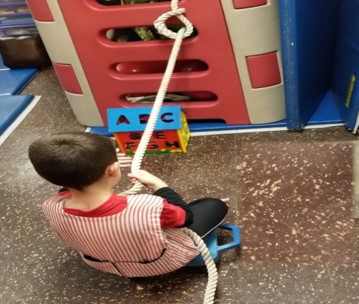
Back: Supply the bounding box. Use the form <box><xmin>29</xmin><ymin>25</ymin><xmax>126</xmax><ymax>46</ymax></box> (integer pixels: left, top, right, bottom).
<box><xmin>1</xmin><ymin>68</ymin><xmax>359</xmax><ymax>304</ymax></box>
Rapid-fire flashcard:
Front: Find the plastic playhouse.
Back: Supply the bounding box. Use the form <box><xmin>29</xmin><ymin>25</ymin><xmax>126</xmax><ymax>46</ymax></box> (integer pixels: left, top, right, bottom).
<box><xmin>25</xmin><ymin>0</ymin><xmax>285</xmax><ymax>131</ymax></box>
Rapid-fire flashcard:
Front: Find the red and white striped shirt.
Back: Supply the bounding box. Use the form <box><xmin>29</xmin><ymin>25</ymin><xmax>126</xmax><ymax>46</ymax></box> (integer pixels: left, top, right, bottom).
<box><xmin>42</xmin><ymin>193</ymin><xmax>199</xmax><ymax>278</ymax></box>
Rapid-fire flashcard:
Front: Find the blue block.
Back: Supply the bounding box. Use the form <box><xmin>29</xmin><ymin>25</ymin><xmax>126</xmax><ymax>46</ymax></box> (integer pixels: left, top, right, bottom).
<box><xmin>0</xmin><ymin>68</ymin><xmax>37</xmax><ymax>95</ymax></box>
<box><xmin>0</xmin><ymin>95</ymin><xmax>33</xmax><ymax>134</ymax></box>
<box><xmin>107</xmin><ymin>105</ymin><xmax>182</xmax><ymax>132</ymax></box>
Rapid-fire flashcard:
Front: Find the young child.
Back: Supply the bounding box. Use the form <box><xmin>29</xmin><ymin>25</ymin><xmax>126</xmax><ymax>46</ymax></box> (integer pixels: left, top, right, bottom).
<box><xmin>28</xmin><ymin>132</ymin><xmax>228</xmax><ymax>278</ymax></box>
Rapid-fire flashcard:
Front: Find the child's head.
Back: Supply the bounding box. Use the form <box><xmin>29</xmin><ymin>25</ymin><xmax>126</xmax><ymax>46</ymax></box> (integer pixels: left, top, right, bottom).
<box><xmin>28</xmin><ymin>132</ymin><xmax>118</xmax><ymax>190</ymax></box>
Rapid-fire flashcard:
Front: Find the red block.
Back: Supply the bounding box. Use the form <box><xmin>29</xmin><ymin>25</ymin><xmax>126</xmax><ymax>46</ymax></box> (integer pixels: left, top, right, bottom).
<box><xmin>115</xmin><ymin>130</ymin><xmax>182</xmax><ymax>154</ymax></box>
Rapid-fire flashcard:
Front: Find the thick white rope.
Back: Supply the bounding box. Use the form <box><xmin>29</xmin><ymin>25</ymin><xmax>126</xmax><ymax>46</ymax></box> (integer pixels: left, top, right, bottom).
<box><xmin>122</xmin><ymin>1</ymin><xmax>218</xmax><ymax>303</ymax></box>
<box><xmin>121</xmin><ymin>29</ymin><xmax>185</xmax><ymax>196</ymax></box>
<box><xmin>183</xmin><ymin>228</ymin><xmax>219</xmax><ymax>303</ymax></box>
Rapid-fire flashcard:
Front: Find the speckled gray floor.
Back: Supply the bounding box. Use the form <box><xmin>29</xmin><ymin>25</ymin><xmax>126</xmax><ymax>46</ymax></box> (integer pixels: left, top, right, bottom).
<box><xmin>1</xmin><ymin>68</ymin><xmax>359</xmax><ymax>303</ymax></box>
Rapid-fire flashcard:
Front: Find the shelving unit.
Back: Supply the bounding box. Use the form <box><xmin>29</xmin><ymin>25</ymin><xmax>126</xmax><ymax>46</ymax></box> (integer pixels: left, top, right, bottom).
<box><xmin>0</xmin><ymin>1</ymin><xmax>37</xmax><ymax>37</ymax></box>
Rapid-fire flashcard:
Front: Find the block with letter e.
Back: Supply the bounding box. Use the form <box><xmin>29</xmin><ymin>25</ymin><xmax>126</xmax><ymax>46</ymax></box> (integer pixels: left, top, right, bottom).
<box><xmin>107</xmin><ymin>105</ymin><xmax>190</xmax><ymax>154</ymax></box>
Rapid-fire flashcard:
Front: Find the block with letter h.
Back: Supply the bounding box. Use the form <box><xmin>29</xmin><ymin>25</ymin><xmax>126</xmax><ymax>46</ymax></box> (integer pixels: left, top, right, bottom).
<box><xmin>107</xmin><ymin>106</ymin><xmax>190</xmax><ymax>154</ymax></box>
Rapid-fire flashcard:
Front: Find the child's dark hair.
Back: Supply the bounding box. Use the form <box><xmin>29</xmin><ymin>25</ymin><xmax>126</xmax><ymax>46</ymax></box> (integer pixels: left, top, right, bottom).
<box><xmin>28</xmin><ymin>132</ymin><xmax>117</xmax><ymax>190</ymax></box>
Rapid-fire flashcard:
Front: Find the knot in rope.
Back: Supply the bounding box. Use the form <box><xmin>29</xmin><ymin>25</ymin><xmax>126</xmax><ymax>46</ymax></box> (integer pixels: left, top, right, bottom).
<box><xmin>154</xmin><ymin>2</ymin><xmax>193</xmax><ymax>40</ymax></box>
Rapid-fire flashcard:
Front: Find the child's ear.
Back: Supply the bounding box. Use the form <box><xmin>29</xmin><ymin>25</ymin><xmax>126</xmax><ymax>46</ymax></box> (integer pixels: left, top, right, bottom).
<box><xmin>106</xmin><ymin>162</ymin><xmax>119</xmax><ymax>177</ymax></box>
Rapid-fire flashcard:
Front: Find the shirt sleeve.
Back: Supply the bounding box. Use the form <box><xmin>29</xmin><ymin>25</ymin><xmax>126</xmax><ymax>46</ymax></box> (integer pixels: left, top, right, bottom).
<box><xmin>160</xmin><ymin>199</ymin><xmax>186</xmax><ymax>227</ymax></box>
<box><xmin>154</xmin><ymin>187</ymin><xmax>193</xmax><ymax>227</ymax></box>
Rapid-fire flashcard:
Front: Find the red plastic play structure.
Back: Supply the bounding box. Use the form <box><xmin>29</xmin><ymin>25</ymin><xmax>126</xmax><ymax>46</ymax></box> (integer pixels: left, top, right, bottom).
<box><xmin>26</xmin><ymin>0</ymin><xmax>284</xmax><ymax>128</ymax></box>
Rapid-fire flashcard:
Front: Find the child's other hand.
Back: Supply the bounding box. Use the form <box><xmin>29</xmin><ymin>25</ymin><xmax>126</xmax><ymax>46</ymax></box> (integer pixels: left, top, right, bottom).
<box><xmin>116</xmin><ymin>149</ymin><xmax>132</xmax><ymax>168</ymax></box>
<box><xmin>128</xmin><ymin>170</ymin><xmax>168</xmax><ymax>191</ymax></box>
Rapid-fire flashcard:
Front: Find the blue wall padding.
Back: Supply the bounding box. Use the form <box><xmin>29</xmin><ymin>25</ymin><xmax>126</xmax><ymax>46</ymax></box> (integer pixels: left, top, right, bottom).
<box><xmin>306</xmin><ymin>91</ymin><xmax>342</xmax><ymax>125</ymax></box>
<box><xmin>0</xmin><ymin>95</ymin><xmax>33</xmax><ymax>134</ymax></box>
<box><xmin>0</xmin><ymin>68</ymin><xmax>37</xmax><ymax>95</ymax></box>
<box><xmin>331</xmin><ymin>0</ymin><xmax>359</xmax><ymax>131</ymax></box>
<box><xmin>279</xmin><ymin>0</ymin><xmax>341</xmax><ymax>130</ymax></box>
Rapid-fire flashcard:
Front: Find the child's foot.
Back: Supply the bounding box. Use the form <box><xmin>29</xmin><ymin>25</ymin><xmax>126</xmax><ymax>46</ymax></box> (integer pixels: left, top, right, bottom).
<box><xmin>221</xmin><ymin>198</ymin><xmax>230</xmax><ymax>203</ymax></box>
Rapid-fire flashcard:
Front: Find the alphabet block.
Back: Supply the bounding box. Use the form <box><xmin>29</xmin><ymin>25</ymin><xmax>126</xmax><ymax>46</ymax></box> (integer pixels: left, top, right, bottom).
<box><xmin>107</xmin><ymin>106</ymin><xmax>190</xmax><ymax>154</ymax></box>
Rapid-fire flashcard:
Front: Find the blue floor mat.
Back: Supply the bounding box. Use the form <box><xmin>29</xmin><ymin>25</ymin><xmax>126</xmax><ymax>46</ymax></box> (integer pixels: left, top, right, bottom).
<box><xmin>0</xmin><ymin>68</ymin><xmax>37</xmax><ymax>95</ymax></box>
<box><xmin>0</xmin><ymin>55</ymin><xmax>37</xmax><ymax>138</ymax></box>
<box><xmin>0</xmin><ymin>95</ymin><xmax>33</xmax><ymax>134</ymax></box>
